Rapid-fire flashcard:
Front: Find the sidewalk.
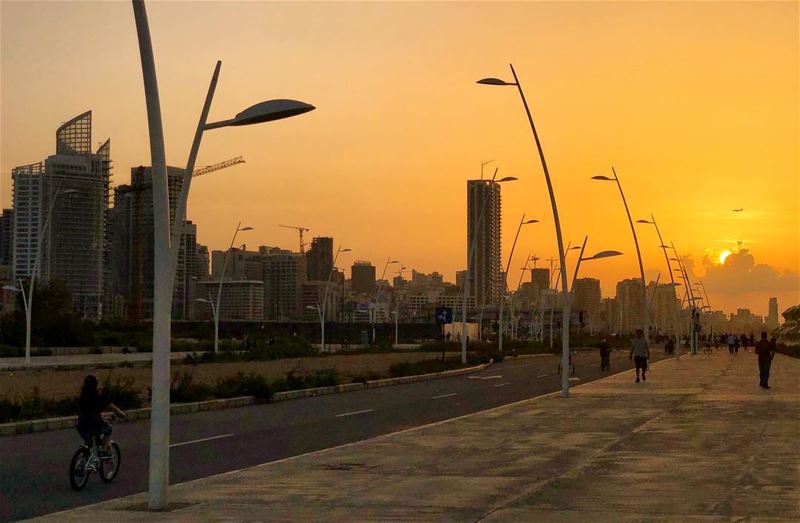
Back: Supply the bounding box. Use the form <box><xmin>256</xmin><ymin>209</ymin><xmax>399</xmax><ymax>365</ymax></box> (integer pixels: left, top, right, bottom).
<box><xmin>0</xmin><ymin>352</ymin><xmax>192</xmax><ymax>371</ymax></box>
<box><xmin>42</xmin><ymin>351</ymin><xmax>799</xmax><ymax>522</ymax></box>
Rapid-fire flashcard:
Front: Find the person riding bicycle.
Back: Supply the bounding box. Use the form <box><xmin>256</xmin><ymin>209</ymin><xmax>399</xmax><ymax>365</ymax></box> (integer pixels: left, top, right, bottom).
<box><xmin>76</xmin><ymin>375</ymin><xmax>126</xmax><ymax>456</ymax></box>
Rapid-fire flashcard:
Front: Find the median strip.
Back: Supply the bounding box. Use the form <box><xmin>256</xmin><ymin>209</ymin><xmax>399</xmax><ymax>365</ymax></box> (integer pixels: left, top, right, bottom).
<box><xmin>170</xmin><ymin>433</ymin><xmax>234</xmax><ymax>448</ymax></box>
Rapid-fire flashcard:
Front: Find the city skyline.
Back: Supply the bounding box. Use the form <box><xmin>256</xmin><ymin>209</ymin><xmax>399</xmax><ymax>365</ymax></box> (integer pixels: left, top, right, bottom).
<box><xmin>1</xmin><ymin>1</ymin><xmax>798</xmax><ymax>316</ymax></box>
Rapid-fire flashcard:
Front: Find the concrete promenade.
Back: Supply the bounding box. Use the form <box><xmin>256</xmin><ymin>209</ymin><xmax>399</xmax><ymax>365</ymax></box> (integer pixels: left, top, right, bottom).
<box><xmin>41</xmin><ymin>350</ymin><xmax>799</xmax><ymax>522</ymax></box>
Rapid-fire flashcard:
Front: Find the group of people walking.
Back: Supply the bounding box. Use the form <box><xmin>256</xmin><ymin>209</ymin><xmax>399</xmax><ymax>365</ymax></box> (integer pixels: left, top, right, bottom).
<box><xmin>594</xmin><ymin>328</ymin><xmax>778</xmax><ymax>389</ymax></box>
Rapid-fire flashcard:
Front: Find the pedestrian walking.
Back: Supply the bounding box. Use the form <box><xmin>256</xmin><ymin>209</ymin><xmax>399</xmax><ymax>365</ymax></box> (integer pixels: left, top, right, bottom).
<box><xmin>629</xmin><ymin>328</ymin><xmax>650</xmax><ymax>383</ymax></box>
<box><xmin>598</xmin><ymin>338</ymin><xmax>611</xmax><ymax>372</ymax></box>
<box><xmin>740</xmin><ymin>334</ymin><xmax>749</xmax><ymax>353</ymax></box>
<box><xmin>665</xmin><ymin>338</ymin><xmax>675</xmax><ymax>355</ymax></box>
<box><xmin>754</xmin><ymin>331</ymin><xmax>775</xmax><ymax>389</ymax></box>
<box><xmin>727</xmin><ymin>333</ymin><xmax>736</xmax><ymax>355</ymax></box>
<box><xmin>734</xmin><ymin>336</ymin><xmax>740</xmax><ymax>354</ymax></box>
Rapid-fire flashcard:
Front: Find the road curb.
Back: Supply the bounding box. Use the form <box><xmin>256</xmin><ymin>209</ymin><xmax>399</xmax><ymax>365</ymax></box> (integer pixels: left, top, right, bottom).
<box><xmin>0</xmin><ymin>361</ymin><xmax>491</xmax><ymax>438</ymax></box>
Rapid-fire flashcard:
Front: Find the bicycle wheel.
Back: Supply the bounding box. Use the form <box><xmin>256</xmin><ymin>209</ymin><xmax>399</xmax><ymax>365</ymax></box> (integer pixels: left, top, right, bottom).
<box><xmin>99</xmin><ymin>442</ymin><xmax>121</xmax><ymax>483</ymax></box>
<box><xmin>69</xmin><ymin>447</ymin><xmax>90</xmax><ymax>490</ymax></box>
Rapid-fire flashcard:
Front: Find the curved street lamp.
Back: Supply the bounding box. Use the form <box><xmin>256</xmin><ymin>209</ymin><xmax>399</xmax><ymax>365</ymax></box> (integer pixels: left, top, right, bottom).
<box><xmin>318</xmin><ymin>246</ymin><xmax>351</xmax><ymax>351</ymax></box>
<box><xmin>211</xmin><ymin>223</ymin><xmax>253</xmax><ymax>353</ymax></box>
<box><xmin>636</xmin><ymin>215</ymin><xmax>681</xmax><ymax>356</ymax></box>
<box><xmin>592</xmin><ymin>169</ymin><xmax>648</xmax><ymax>342</ymax></box>
<box><xmin>131</xmin><ymin>0</ymin><xmax>315</xmax><ymax>509</ymax></box>
<box><xmin>499</xmin><ymin>215</ymin><xmax>539</xmax><ymax>353</ymax></box>
<box><xmin>373</xmin><ymin>258</ymin><xmax>400</xmax><ymax>343</ymax></box>
<box><xmin>478</xmin><ymin>65</ymin><xmax>571</xmax><ymax>395</ymax></box>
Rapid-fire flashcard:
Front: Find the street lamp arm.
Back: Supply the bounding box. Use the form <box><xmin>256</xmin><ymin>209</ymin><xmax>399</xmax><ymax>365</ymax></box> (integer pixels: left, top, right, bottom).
<box><xmin>168</xmin><ymin>60</ymin><xmax>222</xmax><ymax>283</ymax></box>
<box><xmin>570</xmin><ymin>236</ymin><xmax>589</xmax><ymax>295</ymax></box>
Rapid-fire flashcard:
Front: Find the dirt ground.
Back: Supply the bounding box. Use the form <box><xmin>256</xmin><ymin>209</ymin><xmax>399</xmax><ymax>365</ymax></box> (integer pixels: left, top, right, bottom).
<box><xmin>0</xmin><ymin>352</ymin><xmax>442</xmax><ymax>402</ymax></box>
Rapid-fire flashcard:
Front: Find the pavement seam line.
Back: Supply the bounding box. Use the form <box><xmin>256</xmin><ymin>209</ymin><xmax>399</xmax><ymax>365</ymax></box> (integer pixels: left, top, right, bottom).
<box><xmin>474</xmin><ymin>356</ymin><xmax>707</xmax><ymax>522</ymax></box>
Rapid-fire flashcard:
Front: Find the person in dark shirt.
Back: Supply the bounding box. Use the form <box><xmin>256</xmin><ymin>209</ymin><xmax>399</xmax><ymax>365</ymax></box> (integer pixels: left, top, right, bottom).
<box><xmin>598</xmin><ymin>339</ymin><xmax>611</xmax><ymax>372</ymax></box>
<box><xmin>754</xmin><ymin>331</ymin><xmax>775</xmax><ymax>389</ymax></box>
<box><xmin>77</xmin><ymin>375</ymin><xmax>126</xmax><ymax>453</ymax></box>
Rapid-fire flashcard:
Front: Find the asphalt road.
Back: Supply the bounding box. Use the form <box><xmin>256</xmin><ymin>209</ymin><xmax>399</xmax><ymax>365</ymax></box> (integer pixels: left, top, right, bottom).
<box><xmin>0</xmin><ymin>350</ymin><xmax>669</xmax><ymax>521</ymax></box>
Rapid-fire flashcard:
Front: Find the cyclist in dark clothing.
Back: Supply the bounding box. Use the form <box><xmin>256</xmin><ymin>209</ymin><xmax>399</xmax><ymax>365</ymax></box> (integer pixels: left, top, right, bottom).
<box><xmin>77</xmin><ymin>375</ymin><xmax>126</xmax><ymax>454</ymax></box>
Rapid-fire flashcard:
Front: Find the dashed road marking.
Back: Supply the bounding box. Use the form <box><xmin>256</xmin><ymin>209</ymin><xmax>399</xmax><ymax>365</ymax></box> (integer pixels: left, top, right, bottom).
<box><xmin>494</xmin><ymin>382</ymin><xmax>511</xmax><ymax>388</ymax></box>
<box><xmin>334</xmin><ymin>409</ymin><xmax>375</xmax><ymax>418</ymax></box>
<box><xmin>432</xmin><ymin>393</ymin><xmax>458</xmax><ymax>399</ymax></box>
<box><xmin>170</xmin><ymin>433</ymin><xmax>234</xmax><ymax>448</ymax></box>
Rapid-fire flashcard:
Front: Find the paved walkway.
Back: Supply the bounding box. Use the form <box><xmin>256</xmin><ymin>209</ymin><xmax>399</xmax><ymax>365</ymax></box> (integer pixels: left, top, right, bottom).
<box><xmin>41</xmin><ymin>351</ymin><xmax>799</xmax><ymax>522</ymax></box>
<box><xmin>0</xmin><ymin>352</ymin><xmax>192</xmax><ymax>371</ymax></box>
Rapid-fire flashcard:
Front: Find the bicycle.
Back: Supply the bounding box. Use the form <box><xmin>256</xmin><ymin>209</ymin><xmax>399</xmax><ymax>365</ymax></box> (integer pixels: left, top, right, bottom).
<box><xmin>69</xmin><ymin>414</ymin><xmax>122</xmax><ymax>491</ymax></box>
<box><xmin>558</xmin><ymin>351</ymin><xmax>577</xmax><ymax>377</ymax></box>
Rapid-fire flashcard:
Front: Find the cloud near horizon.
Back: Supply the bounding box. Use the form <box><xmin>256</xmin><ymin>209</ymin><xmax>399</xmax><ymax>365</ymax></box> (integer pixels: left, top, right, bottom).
<box><xmin>682</xmin><ymin>249</ymin><xmax>799</xmax><ymax>315</ymax></box>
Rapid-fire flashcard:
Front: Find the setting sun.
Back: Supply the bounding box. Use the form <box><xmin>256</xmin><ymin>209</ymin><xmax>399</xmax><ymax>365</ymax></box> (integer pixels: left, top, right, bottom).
<box><xmin>719</xmin><ymin>250</ymin><xmax>733</xmax><ymax>264</ymax></box>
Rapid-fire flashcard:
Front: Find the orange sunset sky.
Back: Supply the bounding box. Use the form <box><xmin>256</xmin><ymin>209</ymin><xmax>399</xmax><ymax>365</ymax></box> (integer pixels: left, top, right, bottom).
<box><xmin>1</xmin><ymin>1</ymin><xmax>798</xmax><ymax>317</ymax></box>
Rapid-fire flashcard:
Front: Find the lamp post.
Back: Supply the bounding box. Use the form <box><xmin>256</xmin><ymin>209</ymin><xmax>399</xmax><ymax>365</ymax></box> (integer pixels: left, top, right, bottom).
<box><xmin>670</xmin><ymin>243</ymin><xmax>696</xmax><ymax>353</ymax></box>
<box><xmin>477</xmin><ymin>66</ymin><xmax>570</xmax><ymax>396</ymax></box>
<box><xmin>18</xmin><ymin>187</ymin><xmax>78</xmax><ymax>365</ymax></box>
<box><xmin>461</xmin><ymin>167</ymin><xmax>517</xmax><ymax>364</ymax></box>
<box><xmin>213</xmin><ymin>223</ymin><xmax>252</xmax><ymax>353</ymax></box>
<box><xmin>195</xmin><ymin>295</ymin><xmax>216</xmax><ymax>343</ymax></box>
<box><xmin>394</xmin><ymin>266</ymin><xmax>405</xmax><ymax>347</ymax></box>
<box><xmin>592</xmin><ymin>168</ymin><xmax>648</xmax><ymax>342</ymax></box>
<box><xmin>131</xmin><ymin>0</ymin><xmax>315</xmax><ymax>509</ymax></box>
<box><xmin>499</xmin><ymin>216</ymin><xmax>538</xmax><ymax>353</ymax></box>
<box><xmin>636</xmin><ymin>215</ymin><xmax>681</xmax><ymax>356</ymax></box>
<box><xmin>569</xmin><ymin>236</ymin><xmax>623</xmax><ymax>347</ymax></box>
<box><xmin>319</xmin><ymin>246</ymin><xmax>351</xmax><ymax>351</ymax></box>
<box><xmin>373</xmin><ymin>258</ymin><xmax>400</xmax><ymax>343</ymax></box>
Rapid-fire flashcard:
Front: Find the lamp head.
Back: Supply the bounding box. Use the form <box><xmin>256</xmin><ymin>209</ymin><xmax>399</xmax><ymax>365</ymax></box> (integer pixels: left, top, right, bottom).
<box><xmin>591</xmin><ymin>175</ymin><xmax>615</xmax><ymax>181</ymax></box>
<box><xmin>635</xmin><ymin>219</ymin><xmax>653</xmax><ymax>224</ymax></box>
<box><xmin>497</xmin><ymin>176</ymin><xmax>517</xmax><ymax>183</ymax></box>
<box><xmin>229</xmin><ymin>99</ymin><xmax>315</xmax><ymax>126</ymax></box>
<box><xmin>476</xmin><ymin>77</ymin><xmax>515</xmax><ymax>86</ymax></box>
<box><xmin>523</xmin><ymin>219</ymin><xmax>540</xmax><ymax>224</ymax></box>
<box><xmin>239</xmin><ymin>226</ymin><xmax>254</xmax><ymax>232</ymax></box>
<box><xmin>586</xmin><ymin>250</ymin><xmax>623</xmax><ymax>260</ymax></box>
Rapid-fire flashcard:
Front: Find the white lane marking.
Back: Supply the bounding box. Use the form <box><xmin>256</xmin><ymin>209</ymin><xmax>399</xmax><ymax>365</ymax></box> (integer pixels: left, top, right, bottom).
<box><xmin>334</xmin><ymin>409</ymin><xmax>375</xmax><ymax>418</ymax></box>
<box><xmin>494</xmin><ymin>382</ymin><xmax>511</xmax><ymax>388</ymax></box>
<box><xmin>536</xmin><ymin>374</ymin><xmax>549</xmax><ymax>378</ymax></box>
<box><xmin>432</xmin><ymin>393</ymin><xmax>458</xmax><ymax>399</ymax></box>
<box><xmin>170</xmin><ymin>433</ymin><xmax>234</xmax><ymax>448</ymax></box>
<box><xmin>468</xmin><ymin>375</ymin><xmax>503</xmax><ymax>380</ymax></box>
<box><xmin>569</xmin><ymin>377</ymin><xmax>581</xmax><ymax>382</ymax></box>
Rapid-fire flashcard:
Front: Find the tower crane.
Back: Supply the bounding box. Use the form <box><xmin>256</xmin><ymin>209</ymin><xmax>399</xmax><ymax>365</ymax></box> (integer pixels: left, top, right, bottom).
<box><xmin>279</xmin><ymin>224</ymin><xmax>310</xmax><ymax>253</ymax></box>
<box><xmin>192</xmin><ymin>156</ymin><xmax>245</xmax><ymax>177</ymax></box>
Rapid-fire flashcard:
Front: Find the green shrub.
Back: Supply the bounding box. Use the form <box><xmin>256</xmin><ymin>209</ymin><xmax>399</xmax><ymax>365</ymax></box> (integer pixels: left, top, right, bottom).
<box><xmin>170</xmin><ymin>371</ymin><xmax>212</xmax><ymax>403</ymax></box>
<box><xmin>102</xmin><ymin>375</ymin><xmax>143</xmax><ymax>410</ymax></box>
<box><xmin>213</xmin><ymin>373</ymin><xmax>272</xmax><ymax>401</ymax></box>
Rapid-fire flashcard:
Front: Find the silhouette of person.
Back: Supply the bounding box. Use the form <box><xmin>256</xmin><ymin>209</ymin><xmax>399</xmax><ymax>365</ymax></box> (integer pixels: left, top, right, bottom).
<box><xmin>755</xmin><ymin>331</ymin><xmax>775</xmax><ymax>389</ymax></box>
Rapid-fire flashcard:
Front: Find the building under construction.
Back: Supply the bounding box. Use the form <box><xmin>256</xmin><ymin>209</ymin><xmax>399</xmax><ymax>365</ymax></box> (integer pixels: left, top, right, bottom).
<box><xmin>11</xmin><ymin>111</ymin><xmax>112</xmax><ymax>320</ymax></box>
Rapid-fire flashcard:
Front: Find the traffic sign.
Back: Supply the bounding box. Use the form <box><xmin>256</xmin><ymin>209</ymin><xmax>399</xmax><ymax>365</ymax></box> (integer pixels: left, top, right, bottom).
<box><xmin>435</xmin><ymin>307</ymin><xmax>453</xmax><ymax>324</ymax></box>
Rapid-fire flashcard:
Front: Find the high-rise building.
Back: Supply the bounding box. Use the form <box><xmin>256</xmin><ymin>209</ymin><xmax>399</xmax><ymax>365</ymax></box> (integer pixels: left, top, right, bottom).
<box><xmin>195</xmin><ymin>244</ymin><xmax>210</xmax><ymax>280</ymax></box>
<box><xmin>467</xmin><ymin>180</ymin><xmax>502</xmax><ymax>308</ymax></box>
<box><xmin>174</xmin><ymin>221</ymin><xmax>198</xmax><ymax>320</ymax></box>
<box><xmin>616</xmin><ymin>278</ymin><xmax>645</xmax><ymax>334</ymax></box>
<box><xmin>306</xmin><ymin>237</ymin><xmax>333</xmax><ymax>281</ymax></box>
<box><xmin>455</xmin><ymin>270</ymin><xmax>467</xmax><ymax>290</ymax></box>
<box><xmin>195</xmin><ymin>280</ymin><xmax>264</xmax><ymax>320</ymax></box>
<box><xmin>351</xmin><ymin>261</ymin><xmax>376</xmax><ymax>295</ymax></box>
<box><xmin>11</xmin><ymin>112</ymin><xmax>111</xmax><ymax>320</ymax></box>
<box><xmin>261</xmin><ymin>247</ymin><xmax>306</xmax><ymax>321</ymax></box>
<box><xmin>766</xmin><ymin>297</ymin><xmax>779</xmax><ymax>330</ymax></box>
<box><xmin>108</xmin><ymin>165</ymin><xmax>190</xmax><ymax>320</ymax></box>
<box><xmin>573</xmin><ymin>278</ymin><xmax>601</xmax><ymax>328</ymax></box>
<box><xmin>531</xmin><ymin>268</ymin><xmax>550</xmax><ymax>304</ymax></box>
<box><xmin>211</xmin><ymin>247</ymin><xmax>262</xmax><ymax>281</ymax></box>
<box><xmin>0</xmin><ymin>209</ymin><xmax>12</xmax><ymax>266</ymax></box>
<box><xmin>650</xmin><ymin>282</ymin><xmax>679</xmax><ymax>336</ymax></box>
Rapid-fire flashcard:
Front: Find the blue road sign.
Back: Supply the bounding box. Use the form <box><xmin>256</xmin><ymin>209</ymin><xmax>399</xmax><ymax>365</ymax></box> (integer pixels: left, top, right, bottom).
<box><xmin>435</xmin><ymin>307</ymin><xmax>453</xmax><ymax>324</ymax></box>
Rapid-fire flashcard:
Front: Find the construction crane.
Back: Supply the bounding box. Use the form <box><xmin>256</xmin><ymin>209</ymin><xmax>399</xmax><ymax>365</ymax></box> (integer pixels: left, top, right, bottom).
<box><xmin>279</xmin><ymin>224</ymin><xmax>310</xmax><ymax>253</ymax></box>
<box><xmin>192</xmin><ymin>156</ymin><xmax>245</xmax><ymax>177</ymax></box>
